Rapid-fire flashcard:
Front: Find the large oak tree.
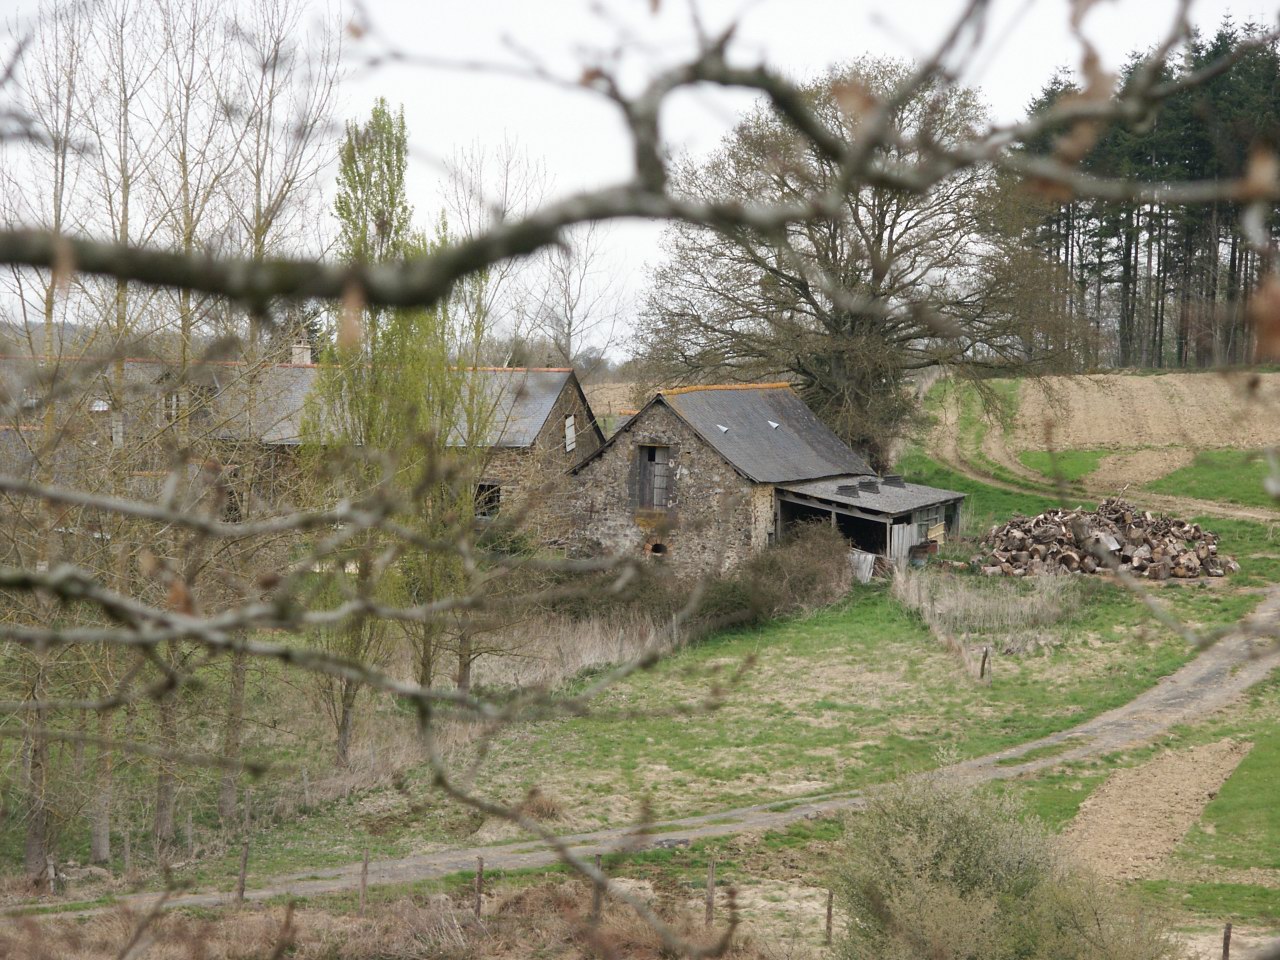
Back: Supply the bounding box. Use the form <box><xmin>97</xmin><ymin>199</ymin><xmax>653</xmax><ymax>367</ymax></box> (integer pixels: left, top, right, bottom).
<box><xmin>636</xmin><ymin>57</ymin><xmax>1050</xmax><ymax>467</ymax></box>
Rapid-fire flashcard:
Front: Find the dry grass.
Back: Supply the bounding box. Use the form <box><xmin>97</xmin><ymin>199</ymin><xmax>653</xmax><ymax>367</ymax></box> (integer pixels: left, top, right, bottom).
<box><xmin>472</xmin><ymin>607</ymin><xmax>679</xmax><ymax>690</ymax></box>
<box><xmin>2</xmin><ymin>881</ymin><xmax>776</xmax><ymax>960</ymax></box>
<box><xmin>893</xmin><ymin>568</ymin><xmax>1084</xmax><ymax>669</ymax></box>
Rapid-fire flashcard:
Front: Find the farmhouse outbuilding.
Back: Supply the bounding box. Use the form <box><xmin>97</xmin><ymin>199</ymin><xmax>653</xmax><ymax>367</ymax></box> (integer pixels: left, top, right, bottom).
<box><xmin>567</xmin><ymin>383</ymin><xmax>964</xmax><ymax>574</ymax></box>
<box><xmin>0</xmin><ymin>356</ymin><xmax>603</xmax><ymax>525</ymax></box>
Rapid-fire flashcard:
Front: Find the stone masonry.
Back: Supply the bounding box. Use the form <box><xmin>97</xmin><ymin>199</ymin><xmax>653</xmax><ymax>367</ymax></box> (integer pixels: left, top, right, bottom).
<box><xmin>567</xmin><ymin>403</ymin><xmax>772</xmax><ymax>575</ymax></box>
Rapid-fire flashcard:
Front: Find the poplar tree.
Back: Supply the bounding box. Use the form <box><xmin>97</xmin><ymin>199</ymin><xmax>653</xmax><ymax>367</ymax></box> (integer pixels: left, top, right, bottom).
<box><xmin>305</xmin><ymin>100</ymin><xmax>485</xmax><ymax>764</ymax></box>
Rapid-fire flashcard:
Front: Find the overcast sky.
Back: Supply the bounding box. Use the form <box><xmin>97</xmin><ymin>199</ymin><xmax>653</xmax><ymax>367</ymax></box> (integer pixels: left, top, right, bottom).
<box><xmin>334</xmin><ymin>0</ymin><xmax>1277</xmax><ymax>352</ymax></box>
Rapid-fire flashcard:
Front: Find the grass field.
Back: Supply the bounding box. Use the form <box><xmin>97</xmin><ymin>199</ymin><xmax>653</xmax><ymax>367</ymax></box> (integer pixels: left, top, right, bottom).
<box><xmin>1180</xmin><ymin>726</ymin><xmax>1280</xmax><ymax>870</ymax></box>
<box><xmin>1018</xmin><ymin>448</ymin><xmax>1108</xmax><ymax>485</ymax></box>
<box><xmin>167</xmin><ymin>556</ymin><xmax>1261</xmax><ymax>891</ymax></box>
<box><xmin>9</xmin><ymin>425</ymin><xmax>1277</xmax><ymax>943</ymax></box>
<box><xmin>1148</xmin><ymin>450</ymin><xmax>1279</xmax><ymax>510</ymax></box>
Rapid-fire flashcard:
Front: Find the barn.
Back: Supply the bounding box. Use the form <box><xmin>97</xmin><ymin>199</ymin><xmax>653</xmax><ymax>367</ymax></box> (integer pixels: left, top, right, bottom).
<box><xmin>567</xmin><ymin>383</ymin><xmax>964</xmax><ymax>574</ymax></box>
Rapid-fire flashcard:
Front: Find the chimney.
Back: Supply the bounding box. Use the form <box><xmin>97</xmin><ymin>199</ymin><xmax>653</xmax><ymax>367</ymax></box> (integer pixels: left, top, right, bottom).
<box><xmin>290</xmin><ymin>336</ymin><xmax>312</xmax><ymax>365</ymax></box>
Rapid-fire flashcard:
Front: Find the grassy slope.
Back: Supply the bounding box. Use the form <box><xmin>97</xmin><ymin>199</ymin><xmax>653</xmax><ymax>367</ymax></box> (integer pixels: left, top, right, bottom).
<box><xmin>256</xmin><ymin>412</ymin><xmax>1276</xmax><ymax>923</ymax></box>
<box><xmin>175</xmin><ymin>517</ymin><xmax>1259</xmax><ymax>889</ymax></box>
<box><xmin>1181</xmin><ymin>725</ymin><xmax>1280</xmax><ymax>870</ymax></box>
<box><xmin>1148</xmin><ymin>450</ymin><xmax>1279</xmax><ymax>511</ymax></box>
<box><xmin>994</xmin><ymin>639</ymin><xmax>1280</xmax><ymax>925</ymax></box>
<box><xmin>1018</xmin><ymin>449</ymin><xmax>1108</xmax><ymax>485</ymax></box>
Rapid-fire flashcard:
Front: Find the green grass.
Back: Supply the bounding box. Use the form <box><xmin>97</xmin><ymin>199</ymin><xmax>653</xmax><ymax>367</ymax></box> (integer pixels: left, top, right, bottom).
<box><xmin>992</xmin><ymin>672</ymin><xmax>1280</xmax><ymax>921</ymax></box>
<box><xmin>169</xmin><ymin>572</ymin><xmax>1234</xmax><ymax>890</ymax></box>
<box><xmin>1148</xmin><ymin>449</ymin><xmax>1280</xmax><ymax>511</ymax></box>
<box><xmin>910</xmin><ymin>378</ymin><xmax>1089</xmax><ymax>510</ymax></box>
<box><xmin>1018</xmin><ymin>449</ymin><xmax>1108</xmax><ymax>486</ymax></box>
<box><xmin>1141</xmin><ymin>880</ymin><xmax>1280</xmax><ymax>922</ymax></box>
<box><xmin>896</xmin><ymin>449</ymin><xmax>1060</xmax><ymax>532</ymax></box>
<box><xmin>1004</xmin><ymin>769</ymin><xmax>1110</xmax><ymax>831</ymax></box>
<box><xmin>1180</xmin><ymin>726</ymin><xmax>1280</xmax><ymax>870</ymax></box>
<box><xmin>1192</xmin><ymin>515</ymin><xmax>1280</xmax><ymax>587</ymax></box>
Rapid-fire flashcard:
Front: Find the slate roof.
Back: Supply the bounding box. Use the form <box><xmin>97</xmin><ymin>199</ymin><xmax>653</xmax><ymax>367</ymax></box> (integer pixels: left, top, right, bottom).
<box><xmin>456</xmin><ymin>368</ymin><xmax>579</xmax><ymax>448</ymax></box>
<box><xmin>1</xmin><ymin>356</ymin><xmax>585</xmax><ymax>450</ymax></box>
<box><xmin>779</xmin><ymin>475</ymin><xmax>965</xmax><ymax>517</ymax></box>
<box><xmin>657</xmin><ymin>385</ymin><xmax>872</xmax><ymax>483</ymax></box>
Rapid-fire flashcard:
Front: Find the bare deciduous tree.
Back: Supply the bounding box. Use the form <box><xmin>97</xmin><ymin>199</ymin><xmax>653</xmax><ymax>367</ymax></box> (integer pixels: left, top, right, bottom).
<box><xmin>0</xmin><ymin>2</ymin><xmax>1277</xmax><ymax>955</ymax></box>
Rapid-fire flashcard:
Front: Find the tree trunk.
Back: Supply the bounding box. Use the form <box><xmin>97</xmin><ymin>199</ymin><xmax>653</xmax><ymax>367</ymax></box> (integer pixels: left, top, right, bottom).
<box><xmin>153</xmin><ymin>696</ymin><xmax>177</xmax><ymax>847</ymax></box>
<box><xmin>456</xmin><ymin>628</ymin><xmax>473</xmax><ymax>694</ymax></box>
<box><xmin>89</xmin><ymin>707</ymin><xmax>112</xmax><ymax>864</ymax></box>
<box><xmin>218</xmin><ymin>649</ymin><xmax>246</xmax><ymax>823</ymax></box>
<box><xmin>1118</xmin><ymin>209</ymin><xmax>1136</xmax><ymax>366</ymax></box>
<box><xmin>23</xmin><ymin>721</ymin><xmax>50</xmax><ymax>882</ymax></box>
<box><xmin>336</xmin><ymin>679</ymin><xmax>358</xmax><ymax>768</ymax></box>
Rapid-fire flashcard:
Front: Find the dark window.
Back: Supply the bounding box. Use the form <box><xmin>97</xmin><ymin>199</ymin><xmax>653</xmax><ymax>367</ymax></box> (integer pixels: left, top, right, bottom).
<box><xmin>638</xmin><ymin>445</ymin><xmax>670</xmax><ymax>509</ymax></box>
<box><xmin>221</xmin><ymin>466</ymin><xmax>243</xmax><ymax>523</ymax></box>
<box><xmin>475</xmin><ymin>483</ymin><xmax>501</xmax><ymax>518</ymax></box>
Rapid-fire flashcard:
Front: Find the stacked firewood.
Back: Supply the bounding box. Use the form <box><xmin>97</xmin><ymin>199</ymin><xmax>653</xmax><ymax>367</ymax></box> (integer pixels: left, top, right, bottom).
<box><xmin>974</xmin><ymin>498</ymin><xmax>1239</xmax><ymax>579</ymax></box>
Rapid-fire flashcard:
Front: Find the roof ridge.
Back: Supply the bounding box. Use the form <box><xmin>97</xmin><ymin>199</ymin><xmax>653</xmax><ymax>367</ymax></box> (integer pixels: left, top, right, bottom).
<box><xmin>0</xmin><ymin>354</ymin><xmax>322</xmax><ymax>369</ymax></box>
<box><xmin>462</xmin><ymin>366</ymin><xmax>573</xmax><ymax>373</ymax></box>
<box><xmin>660</xmin><ymin>382</ymin><xmax>791</xmax><ymax>396</ymax></box>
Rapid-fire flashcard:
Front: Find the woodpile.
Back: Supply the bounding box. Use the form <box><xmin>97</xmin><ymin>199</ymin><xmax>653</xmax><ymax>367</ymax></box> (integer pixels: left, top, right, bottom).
<box><xmin>974</xmin><ymin>497</ymin><xmax>1239</xmax><ymax>580</ymax></box>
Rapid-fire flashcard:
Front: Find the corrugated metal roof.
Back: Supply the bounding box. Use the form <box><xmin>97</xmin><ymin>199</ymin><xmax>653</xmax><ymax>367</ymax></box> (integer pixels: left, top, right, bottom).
<box><xmin>660</xmin><ymin>385</ymin><xmax>872</xmax><ymax>483</ymax></box>
<box><xmin>780</xmin><ymin>474</ymin><xmax>965</xmax><ymax>516</ymax></box>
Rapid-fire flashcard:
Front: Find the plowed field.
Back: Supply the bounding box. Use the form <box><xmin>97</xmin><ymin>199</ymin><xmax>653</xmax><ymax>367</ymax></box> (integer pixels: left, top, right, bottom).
<box><xmin>1013</xmin><ymin>372</ymin><xmax>1280</xmax><ymax>451</ymax></box>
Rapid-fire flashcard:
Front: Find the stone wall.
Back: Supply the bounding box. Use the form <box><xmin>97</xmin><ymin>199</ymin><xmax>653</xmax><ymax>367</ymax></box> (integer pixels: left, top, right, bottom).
<box><xmin>477</xmin><ymin>377</ymin><xmax>604</xmax><ymax>539</ymax></box>
<box><xmin>566</xmin><ymin>402</ymin><xmax>773</xmax><ymax>576</ymax></box>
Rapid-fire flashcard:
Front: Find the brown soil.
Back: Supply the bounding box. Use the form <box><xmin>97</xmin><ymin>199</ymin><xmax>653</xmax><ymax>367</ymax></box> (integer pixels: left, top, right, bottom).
<box><xmin>1014</xmin><ymin>372</ymin><xmax>1280</xmax><ymax>452</ymax></box>
<box><xmin>1061</xmin><ymin>739</ymin><xmax>1252</xmax><ymax>883</ymax></box>
<box><xmin>930</xmin><ymin>379</ymin><xmax>1279</xmax><ymax>522</ymax></box>
<box><xmin>583</xmin><ymin>381</ymin><xmax>642</xmax><ymax>417</ymax></box>
<box><xmin>1179</xmin><ymin>925</ymin><xmax>1276</xmax><ymax>960</ymax></box>
<box><xmin>1087</xmin><ymin>448</ymin><xmax>1197</xmax><ymax>495</ymax></box>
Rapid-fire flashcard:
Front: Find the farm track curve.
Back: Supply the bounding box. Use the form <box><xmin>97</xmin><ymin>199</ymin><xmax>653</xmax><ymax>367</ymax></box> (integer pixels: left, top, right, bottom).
<box><xmin>932</xmin><ymin>387</ymin><xmax>1280</xmax><ymax>524</ymax></box>
<box><xmin>11</xmin><ymin>589</ymin><xmax>1280</xmax><ymax>921</ymax></box>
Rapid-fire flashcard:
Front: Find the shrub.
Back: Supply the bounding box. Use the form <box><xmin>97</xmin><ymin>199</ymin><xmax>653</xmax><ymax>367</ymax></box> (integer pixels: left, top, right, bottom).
<box><xmin>548</xmin><ymin>521</ymin><xmax>853</xmax><ymax>631</ymax></box>
<box><xmin>892</xmin><ymin>567</ymin><xmax>1088</xmax><ymax>657</ymax></box>
<box><xmin>833</xmin><ymin>776</ymin><xmax>1180</xmax><ymax>960</ymax></box>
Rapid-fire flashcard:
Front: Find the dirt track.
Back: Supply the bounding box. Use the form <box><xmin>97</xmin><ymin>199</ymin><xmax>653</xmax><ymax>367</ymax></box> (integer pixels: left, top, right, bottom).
<box><xmin>932</xmin><ymin>379</ymin><xmax>1279</xmax><ymax>522</ymax></box>
<box><xmin>1062</xmin><ymin>738</ymin><xmax>1252</xmax><ymax>882</ymax></box>
<box><xmin>16</xmin><ymin>590</ymin><xmax>1280</xmax><ymax>920</ymax></box>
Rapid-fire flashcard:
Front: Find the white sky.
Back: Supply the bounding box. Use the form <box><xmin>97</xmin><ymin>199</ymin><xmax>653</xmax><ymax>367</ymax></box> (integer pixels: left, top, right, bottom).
<box><xmin>335</xmin><ymin>0</ymin><xmax>1278</xmax><ymax>351</ymax></box>
<box><xmin>7</xmin><ymin>0</ymin><xmax>1277</xmax><ymax>351</ymax></box>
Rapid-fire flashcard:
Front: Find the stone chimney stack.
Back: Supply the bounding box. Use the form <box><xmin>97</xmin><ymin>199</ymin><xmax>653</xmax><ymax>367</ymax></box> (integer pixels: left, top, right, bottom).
<box><xmin>290</xmin><ymin>336</ymin><xmax>312</xmax><ymax>365</ymax></box>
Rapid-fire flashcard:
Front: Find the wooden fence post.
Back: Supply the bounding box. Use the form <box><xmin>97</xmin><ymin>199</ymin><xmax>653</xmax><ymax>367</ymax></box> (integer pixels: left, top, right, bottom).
<box><xmin>590</xmin><ymin>853</ymin><xmax>603</xmax><ymax>922</ymax></box>
<box><xmin>825</xmin><ymin>888</ymin><xmax>834</xmax><ymax>945</ymax></box>
<box><xmin>705</xmin><ymin>857</ymin><xmax>716</xmax><ymax>927</ymax></box>
<box><xmin>474</xmin><ymin>857</ymin><xmax>483</xmax><ymax>917</ymax></box>
<box><xmin>235</xmin><ymin>783</ymin><xmax>253</xmax><ymax>904</ymax></box>
<box><xmin>359</xmin><ymin>847</ymin><xmax>369</xmax><ymax>916</ymax></box>
<box><xmin>236</xmin><ymin>836</ymin><xmax>250</xmax><ymax>904</ymax></box>
<box><xmin>1223</xmin><ymin>922</ymin><xmax>1233</xmax><ymax>960</ymax></box>
<box><xmin>980</xmin><ymin>646</ymin><xmax>990</xmax><ymax>680</ymax></box>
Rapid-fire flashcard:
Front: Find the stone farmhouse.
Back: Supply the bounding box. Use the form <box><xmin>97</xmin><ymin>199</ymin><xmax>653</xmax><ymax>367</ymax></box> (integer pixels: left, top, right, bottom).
<box><xmin>450</xmin><ymin>368</ymin><xmax>604</xmax><ymax>519</ymax></box>
<box><xmin>2</xmin><ymin>352</ymin><xmax>961</xmax><ymax>575</ymax></box>
<box><xmin>565</xmin><ymin>383</ymin><xmax>964</xmax><ymax>574</ymax></box>
<box><xmin>0</xmin><ymin>356</ymin><xmax>600</xmax><ymax>520</ymax></box>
